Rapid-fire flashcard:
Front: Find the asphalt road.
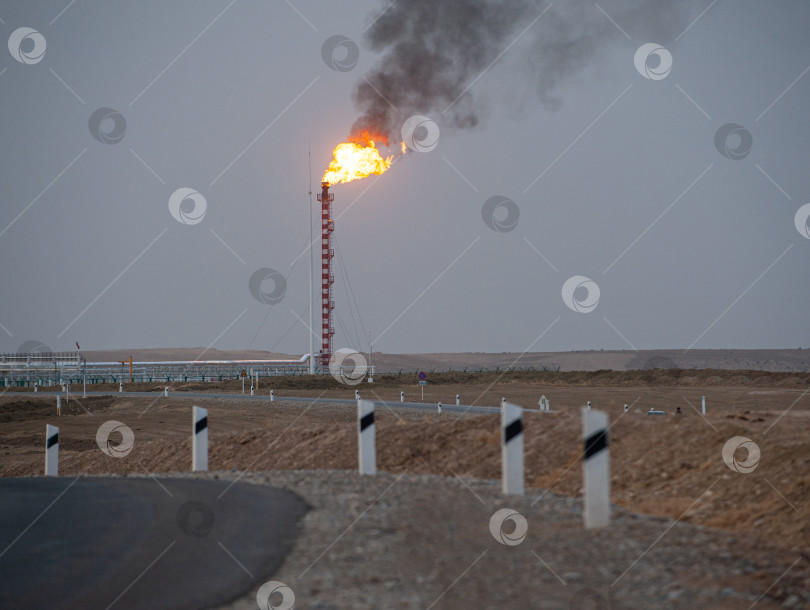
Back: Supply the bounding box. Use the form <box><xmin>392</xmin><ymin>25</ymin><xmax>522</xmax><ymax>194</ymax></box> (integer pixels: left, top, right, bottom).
<box><xmin>0</xmin><ymin>477</ymin><xmax>309</xmax><ymax>609</ymax></box>
<box><xmin>3</xmin><ymin>390</ymin><xmax>516</xmax><ymax>414</ymax></box>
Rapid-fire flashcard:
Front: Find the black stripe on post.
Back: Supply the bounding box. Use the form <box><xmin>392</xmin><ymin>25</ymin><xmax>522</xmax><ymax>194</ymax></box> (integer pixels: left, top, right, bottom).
<box><xmin>504</xmin><ymin>419</ymin><xmax>523</xmax><ymax>443</ymax></box>
<box><xmin>359</xmin><ymin>412</ymin><xmax>374</xmax><ymax>432</ymax></box>
<box><xmin>195</xmin><ymin>417</ymin><xmax>208</xmax><ymax>434</ymax></box>
<box><xmin>47</xmin><ymin>433</ymin><xmax>58</xmax><ymax>448</ymax></box>
<box><xmin>584</xmin><ymin>429</ymin><xmax>608</xmax><ymax>460</ymax></box>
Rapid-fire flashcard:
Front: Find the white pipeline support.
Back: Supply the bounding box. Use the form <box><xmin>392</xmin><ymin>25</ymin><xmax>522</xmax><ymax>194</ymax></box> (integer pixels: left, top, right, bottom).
<box><xmin>193</xmin><ymin>406</ymin><xmax>208</xmax><ymax>472</ymax></box>
<box><xmin>357</xmin><ymin>399</ymin><xmax>376</xmax><ymax>475</ymax></box>
<box><xmin>582</xmin><ymin>408</ymin><xmax>610</xmax><ymax>529</ymax></box>
<box><xmin>45</xmin><ymin>424</ymin><xmax>58</xmax><ymax>476</ymax></box>
<box><xmin>501</xmin><ymin>402</ymin><xmax>524</xmax><ymax>495</ymax></box>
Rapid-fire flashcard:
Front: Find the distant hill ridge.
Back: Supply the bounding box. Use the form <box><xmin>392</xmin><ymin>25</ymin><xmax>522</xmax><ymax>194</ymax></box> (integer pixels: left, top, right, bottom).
<box><xmin>80</xmin><ymin>348</ymin><xmax>810</xmax><ymax>373</ymax></box>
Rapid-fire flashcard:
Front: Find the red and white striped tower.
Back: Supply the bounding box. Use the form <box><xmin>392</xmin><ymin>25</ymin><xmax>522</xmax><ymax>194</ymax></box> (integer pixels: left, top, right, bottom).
<box><xmin>317</xmin><ymin>181</ymin><xmax>335</xmax><ymax>368</ymax></box>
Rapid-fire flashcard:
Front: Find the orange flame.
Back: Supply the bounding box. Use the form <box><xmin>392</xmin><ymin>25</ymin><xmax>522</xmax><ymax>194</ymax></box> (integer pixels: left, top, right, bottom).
<box><xmin>322</xmin><ymin>132</ymin><xmax>393</xmax><ymax>185</ymax></box>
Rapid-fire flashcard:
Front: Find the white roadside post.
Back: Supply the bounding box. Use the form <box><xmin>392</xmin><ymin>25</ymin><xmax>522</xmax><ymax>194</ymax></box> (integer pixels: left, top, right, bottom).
<box><xmin>270</xmin><ymin>389</ymin><xmax>274</xmax><ymax>402</ymax></box>
<box><xmin>623</xmin><ymin>404</ymin><xmax>629</xmax><ymax>413</ymax></box>
<box><xmin>45</xmin><ymin>424</ymin><xmax>58</xmax><ymax>476</ymax></box>
<box><xmin>582</xmin><ymin>408</ymin><xmax>610</xmax><ymax>528</ymax></box>
<box><xmin>437</xmin><ymin>401</ymin><xmax>442</xmax><ymax>414</ymax></box>
<box><xmin>587</xmin><ymin>401</ymin><xmax>591</xmax><ymax>410</ymax></box>
<box><xmin>456</xmin><ymin>394</ymin><xmax>460</xmax><ymax>406</ymax></box>
<box><xmin>250</xmin><ymin>385</ymin><xmax>255</xmax><ymax>396</ymax></box>
<box><xmin>119</xmin><ymin>380</ymin><xmax>123</xmax><ymax>393</ymax></box>
<box><xmin>501</xmin><ymin>397</ymin><xmax>506</xmax><ymax>410</ymax></box>
<box><xmin>501</xmin><ymin>401</ymin><xmax>524</xmax><ymax>495</ymax></box>
<box><xmin>242</xmin><ymin>377</ymin><xmax>245</xmax><ymax>394</ymax></box>
<box><xmin>164</xmin><ymin>386</ymin><xmax>169</xmax><ymax>397</ymax></box>
<box><xmin>702</xmin><ymin>395</ymin><xmax>706</xmax><ymax>415</ymax></box>
<box><xmin>400</xmin><ymin>391</ymin><xmax>404</xmax><ymax>403</ymax></box>
<box><xmin>357</xmin><ymin>399</ymin><xmax>376</xmax><ymax>475</ymax></box>
<box><xmin>192</xmin><ymin>406</ymin><xmax>208</xmax><ymax>472</ymax></box>
<box><xmin>56</xmin><ymin>394</ymin><xmax>61</xmax><ymax>416</ymax></box>
<box><xmin>34</xmin><ymin>382</ymin><xmax>38</xmax><ymax>393</ymax></box>
<box><xmin>66</xmin><ymin>383</ymin><xmax>69</xmax><ymax>404</ymax></box>
<box><xmin>83</xmin><ymin>375</ymin><xmax>86</xmax><ymax>398</ymax></box>
<box><xmin>255</xmin><ymin>371</ymin><xmax>259</xmax><ymax>389</ymax></box>
<box><xmin>355</xmin><ymin>389</ymin><xmax>360</xmax><ymax>400</ymax></box>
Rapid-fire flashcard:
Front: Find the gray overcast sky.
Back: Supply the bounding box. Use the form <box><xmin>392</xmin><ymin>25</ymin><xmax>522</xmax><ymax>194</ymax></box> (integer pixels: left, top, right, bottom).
<box><xmin>1</xmin><ymin>0</ymin><xmax>808</xmax><ymax>356</ymax></box>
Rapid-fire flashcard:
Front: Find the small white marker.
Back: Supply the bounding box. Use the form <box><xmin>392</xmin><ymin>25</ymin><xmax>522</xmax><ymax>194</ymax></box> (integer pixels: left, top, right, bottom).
<box><xmin>56</xmin><ymin>394</ymin><xmax>61</xmax><ymax>416</ymax></box>
<box><xmin>270</xmin><ymin>389</ymin><xmax>274</xmax><ymax>402</ymax></box>
<box><xmin>119</xmin><ymin>381</ymin><xmax>123</xmax><ymax>393</ymax></box>
<box><xmin>193</xmin><ymin>406</ymin><xmax>208</xmax><ymax>472</ymax></box>
<box><xmin>702</xmin><ymin>395</ymin><xmax>706</xmax><ymax>415</ymax></box>
<box><xmin>456</xmin><ymin>394</ymin><xmax>460</xmax><ymax>406</ymax></box>
<box><xmin>357</xmin><ymin>399</ymin><xmax>376</xmax><ymax>475</ymax></box>
<box><xmin>437</xmin><ymin>401</ymin><xmax>442</xmax><ymax>414</ymax></box>
<box><xmin>355</xmin><ymin>389</ymin><xmax>360</xmax><ymax>400</ymax></box>
<box><xmin>583</xmin><ymin>408</ymin><xmax>610</xmax><ymax>528</ymax></box>
<box><xmin>400</xmin><ymin>391</ymin><xmax>404</xmax><ymax>403</ymax></box>
<box><xmin>164</xmin><ymin>386</ymin><xmax>169</xmax><ymax>397</ymax></box>
<box><xmin>501</xmin><ymin>401</ymin><xmax>524</xmax><ymax>495</ymax></box>
<box><xmin>45</xmin><ymin>424</ymin><xmax>58</xmax><ymax>476</ymax></box>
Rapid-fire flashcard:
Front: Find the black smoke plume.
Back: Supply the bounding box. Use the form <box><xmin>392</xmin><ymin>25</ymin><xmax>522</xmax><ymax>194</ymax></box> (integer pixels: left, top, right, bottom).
<box><xmin>350</xmin><ymin>0</ymin><xmax>701</xmax><ymax>146</ymax></box>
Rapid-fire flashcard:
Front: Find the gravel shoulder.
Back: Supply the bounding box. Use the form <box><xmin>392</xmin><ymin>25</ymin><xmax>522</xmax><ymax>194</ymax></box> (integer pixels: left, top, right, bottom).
<box><xmin>136</xmin><ymin>469</ymin><xmax>808</xmax><ymax>610</ymax></box>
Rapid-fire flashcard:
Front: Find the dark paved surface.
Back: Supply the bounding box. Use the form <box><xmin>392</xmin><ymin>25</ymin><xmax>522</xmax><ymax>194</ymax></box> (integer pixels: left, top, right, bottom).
<box><xmin>0</xmin><ymin>477</ymin><xmax>309</xmax><ymax>609</ymax></box>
